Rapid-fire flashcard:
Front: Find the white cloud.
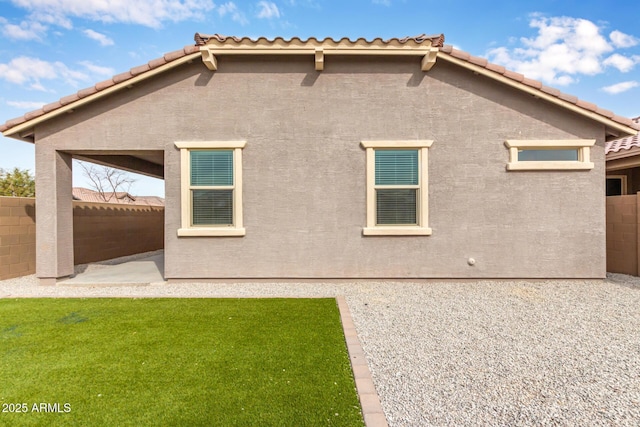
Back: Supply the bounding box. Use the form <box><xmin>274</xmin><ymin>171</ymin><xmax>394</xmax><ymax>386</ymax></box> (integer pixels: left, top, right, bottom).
<box><xmin>83</xmin><ymin>29</ymin><xmax>114</xmax><ymax>46</ymax></box>
<box><xmin>1</xmin><ymin>18</ymin><xmax>48</xmax><ymax>40</ymax></box>
<box><xmin>78</xmin><ymin>60</ymin><xmax>115</xmax><ymax>76</ymax></box>
<box><xmin>601</xmin><ymin>81</ymin><xmax>639</xmax><ymax>94</ymax></box>
<box><xmin>283</xmin><ymin>0</ymin><xmax>320</xmax><ymax>7</ymax></box>
<box><xmin>6</xmin><ymin>100</ymin><xmax>47</xmax><ymax>109</ymax></box>
<box><xmin>487</xmin><ymin>16</ymin><xmax>640</xmax><ymax>86</ymax></box>
<box><xmin>0</xmin><ymin>56</ymin><xmax>89</xmax><ymax>90</ymax></box>
<box><xmin>218</xmin><ymin>2</ymin><xmax>249</xmax><ymax>25</ymax></box>
<box><xmin>372</xmin><ymin>0</ymin><xmax>391</xmax><ymax>5</ymax></box>
<box><xmin>610</xmin><ymin>30</ymin><xmax>639</xmax><ymax>48</ymax></box>
<box><xmin>256</xmin><ymin>1</ymin><xmax>280</xmax><ymax>19</ymax></box>
<box><xmin>10</xmin><ymin>0</ymin><xmax>215</xmax><ymax>28</ymax></box>
<box><xmin>603</xmin><ymin>53</ymin><xmax>640</xmax><ymax>73</ymax></box>
<box><xmin>28</xmin><ymin>9</ymin><xmax>72</xmax><ymax>29</ymax></box>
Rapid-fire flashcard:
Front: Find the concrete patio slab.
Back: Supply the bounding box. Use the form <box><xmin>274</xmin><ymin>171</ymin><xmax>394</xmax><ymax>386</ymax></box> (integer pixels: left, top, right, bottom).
<box><xmin>60</xmin><ymin>252</ymin><xmax>165</xmax><ymax>285</ymax></box>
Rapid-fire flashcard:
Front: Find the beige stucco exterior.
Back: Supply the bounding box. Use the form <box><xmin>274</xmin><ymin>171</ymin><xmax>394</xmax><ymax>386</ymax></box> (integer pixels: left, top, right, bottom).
<box><xmin>29</xmin><ymin>54</ymin><xmax>610</xmax><ymax>279</ymax></box>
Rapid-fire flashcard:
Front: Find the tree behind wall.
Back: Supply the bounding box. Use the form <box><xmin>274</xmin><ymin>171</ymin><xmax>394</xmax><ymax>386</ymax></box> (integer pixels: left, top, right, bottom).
<box><xmin>0</xmin><ymin>168</ymin><xmax>35</xmax><ymax>197</ymax></box>
<box><xmin>78</xmin><ymin>161</ymin><xmax>137</xmax><ymax>202</ymax></box>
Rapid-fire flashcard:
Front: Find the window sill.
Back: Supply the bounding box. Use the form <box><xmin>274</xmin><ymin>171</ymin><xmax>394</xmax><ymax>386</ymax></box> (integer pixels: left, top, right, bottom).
<box><xmin>177</xmin><ymin>227</ymin><xmax>246</xmax><ymax>237</ymax></box>
<box><xmin>363</xmin><ymin>226</ymin><xmax>432</xmax><ymax>236</ymax></box>
<box><xmin>506</xmin><ymin>161</ymin><xmax>594</xmax><ymax>171</ymax></box>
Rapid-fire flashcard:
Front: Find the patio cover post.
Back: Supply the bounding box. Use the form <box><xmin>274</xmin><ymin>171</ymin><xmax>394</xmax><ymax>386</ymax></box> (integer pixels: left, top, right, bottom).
<box><xmin>35</xmin><ymin>147</ymin><xmax>74</xmax><ymax>284</ymax></box>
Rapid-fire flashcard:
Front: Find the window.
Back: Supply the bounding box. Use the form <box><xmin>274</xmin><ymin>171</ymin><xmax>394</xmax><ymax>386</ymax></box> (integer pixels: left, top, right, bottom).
<box><xmin>505</xmin><ymin>140</ymin><xmax>595</xmax><ymax>170</ymax></box>
<box><xmin>175</xmin><ymin>141</ymin><xmax>246</xmax><ymax>236</ymax></box>
<box><xmin>361</xmin><ymin>140</ymin><xmax>433</xmax><ymax>235</ymax></box>
<box><xmin>606</xmin><ymin>175</ymin><xmax>627</xmax><ymax>196</ymax></box>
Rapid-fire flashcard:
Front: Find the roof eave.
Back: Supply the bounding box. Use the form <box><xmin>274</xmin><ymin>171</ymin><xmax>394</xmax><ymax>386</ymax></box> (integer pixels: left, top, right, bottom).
<box><xmin>3</xmin><ymin>41</ymin><xmax>637</xmax><ymax>142</ymax></box>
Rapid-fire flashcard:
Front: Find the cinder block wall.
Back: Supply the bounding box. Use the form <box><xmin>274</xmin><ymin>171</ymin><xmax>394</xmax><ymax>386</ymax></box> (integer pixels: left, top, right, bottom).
<box><xmin>0</xmin><ymin>196</ymin><xmax>36</xmax><ymax>280</ymax></box>
<box><xmin>606</xmin><ymin>194</ymin><xmax>639</xmax><ymax>275</ymax></box>
<box><xmin>73</xmin><ymin>202</ymin><xmax>164</xmax><ymax>264</ymax></box>
<box><xmin>0</xmin><ymin>197</ymin><xmax>164</xmax><ymax>280</ymax></box>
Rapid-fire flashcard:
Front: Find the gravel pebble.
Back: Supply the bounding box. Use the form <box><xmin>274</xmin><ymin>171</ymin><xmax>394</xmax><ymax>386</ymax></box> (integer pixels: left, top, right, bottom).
<box><xmin>1</xmin><ymin>266</ymin><xmax>640</xmax><ymax>426</ymax></box>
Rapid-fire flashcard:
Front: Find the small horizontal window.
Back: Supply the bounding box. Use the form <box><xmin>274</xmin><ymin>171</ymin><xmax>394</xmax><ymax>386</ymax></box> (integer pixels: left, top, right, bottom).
<box><xmin>517</xmin><ymin>149</ymin><xmax>578</xmax><ymax>162</ymax></box>
<box><xmin>505</xmin><ymin>140</ymin><xmax>595</xmax><ymax>171</ymax></box>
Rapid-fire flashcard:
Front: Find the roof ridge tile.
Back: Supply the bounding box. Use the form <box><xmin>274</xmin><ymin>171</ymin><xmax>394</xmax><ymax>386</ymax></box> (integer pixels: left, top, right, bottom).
<box><xmin>522</xmin><ymin>77</ymin><xmax>542</xmax><ymax>89</ymax></box>
<box><xmin>130</xmin><ymin>64</ymin><xmax>151</xmax><ymax>76</ymax></box>
<box><xmin>95</xmin><ymin>78</ymin><xmax>116</xmax><ymax>91</ymax></box>
<box><xmin>148</xmin><ymin>57</ymin><xmax>168</xmax><ymax>69</ymax></box>
<box><xmin>539</xmin><ymin>85</ymin><xmax>561</xmax><ymax>97</ymax></box>
<box><xmin>485</xmin><ymin>62</ymin><xmax>505</xmax><ymax>74</ymax></box>
<box><xmin>503</xmin><ymin>70</ymin><xmax>524</xmax><ymax>82</ymax></box>
<box><xmin>77</xmin><ymin>86</ymin><xmax>98</xmax><ymax>98</ymax></box>
<box><xmin>42</xmin><ymin>101</ymin><xmax>60</xmax><ymax>113</ymax></box>
<box><xmin>24</xmin><ymin>110</ymin><xmax>43</xmax><ymax>120</ymax></box>
<box><xmin>112</xmin><ymin>71</ymin><xmax>132</xmax><ymax>84</ymax></box>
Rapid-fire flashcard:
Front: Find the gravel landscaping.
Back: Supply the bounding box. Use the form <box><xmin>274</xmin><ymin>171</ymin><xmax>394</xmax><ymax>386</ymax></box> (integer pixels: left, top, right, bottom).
<box><xmin>1</xmin><ymin>268</ymin><xmax>640</xmax><ymax>426</ymax></box>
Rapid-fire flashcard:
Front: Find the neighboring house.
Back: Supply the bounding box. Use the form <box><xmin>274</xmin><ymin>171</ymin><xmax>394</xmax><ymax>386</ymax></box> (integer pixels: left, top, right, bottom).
<box><xmin>1</xmin><ymin>33</ymin><xmax>638</xmax><ymax>283</ymax></box>
<box><xmin>605</xmin><ymin>116</ymin><xmax>640</xmax><ymax>195</ymax></box>
<box><xmin>72</xmin><ymin>187</ymin><xmax>165</xmax><ymax>206</ymax></box>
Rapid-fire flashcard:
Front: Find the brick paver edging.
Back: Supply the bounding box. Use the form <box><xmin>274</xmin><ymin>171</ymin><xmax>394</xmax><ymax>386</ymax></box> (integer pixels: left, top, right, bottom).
<box><xmin>336</xmin><ymin>296</ymin><xmax>388</xmax><ymax>427</ymax></box>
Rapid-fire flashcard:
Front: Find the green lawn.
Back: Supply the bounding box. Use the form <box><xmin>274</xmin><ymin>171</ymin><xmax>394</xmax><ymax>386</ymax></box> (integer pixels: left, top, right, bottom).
<box><xmin>0</xmin><ymin>298</ymin><xmax>364</xmax><ymax>426</ymax></box>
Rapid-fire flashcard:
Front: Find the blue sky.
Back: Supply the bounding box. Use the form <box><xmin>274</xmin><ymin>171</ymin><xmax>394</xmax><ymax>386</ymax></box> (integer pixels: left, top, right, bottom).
<box><xmin>1</xmin><ymin>0</ymin><xmax>639</xmax><ymax>197</ymax></box>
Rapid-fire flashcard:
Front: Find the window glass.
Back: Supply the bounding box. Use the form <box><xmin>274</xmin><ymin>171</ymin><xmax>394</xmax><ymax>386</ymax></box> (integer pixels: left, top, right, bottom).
<box><xmin>517</xmin><ymin>149</ymin><xmax>579</xmax><ymax>162</ymax></box>
<box><xmin>190</xmin><ymin>150</ymin><xmax>234</xmax><ymax>226</ymax></box>
<box><xmin>375</xmin><ymin>150</ymin><xmax>418</xmax><ymax>185</ymax></box>
<box><xmin>192</xmin><ymin>190</ymin><xmax>233</xmax><ymax>225</ymax></box>
<box><xmin>376</xmin><ymin>189</ymin><xmax>417</xmax><ymax>225</ymax></box>
<box><xmin>191</xmin><ymin>150</ymin><xmax>233</xmax><ymax>186</ymax></box>
<box><xmin>374</xmin><ymin>149</ymin><xmax>419</xmax><ymax>226</ymax></box>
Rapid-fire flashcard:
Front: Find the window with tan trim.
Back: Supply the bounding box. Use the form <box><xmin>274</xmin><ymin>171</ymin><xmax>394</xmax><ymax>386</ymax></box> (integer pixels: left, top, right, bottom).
<box><xmin>505</xmin><ymin>140</ymin><xmax>595</xmax><ymax>170</ymax></box>
<box><xmin>175</xmin><ymin>141</ymin><xmax>246</xmax><ymax>236</ymax></box>
<box><xmin>361</xmin><ymin>140</ymin><xmax>433</xmax><ymax>236</ymax></box>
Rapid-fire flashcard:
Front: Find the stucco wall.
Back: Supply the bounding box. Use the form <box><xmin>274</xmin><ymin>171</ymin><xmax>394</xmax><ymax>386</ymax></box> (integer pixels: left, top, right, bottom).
<box><xmin>36</xmin><ymin>56</ymin><xmax>607</xmax><ymax>278</ymax></box>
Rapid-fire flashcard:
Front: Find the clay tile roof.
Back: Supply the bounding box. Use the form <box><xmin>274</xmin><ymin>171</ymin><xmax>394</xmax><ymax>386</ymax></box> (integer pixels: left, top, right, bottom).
<box><xmin>522</xmin><ymin>78</ymin><xmax>542</xmax><ymax>90</ymax></box>
<box><xmin>77</xmin><ymin>86</ymin><xmax>98</xmax><ymax>98</ymax></box>
<box><xmin>24</xmin><ymin>110</ymin><xmax>43</xmax><ymax>121</ymax></box>
<box><xmin>486</xmin><ymin>62</ymin><xmax>505</xmax><ymax>74</ymax></box>
<box><xmin>193</xmin><ymin>33</ymin><xmax>445</xmax><ymax>49</ymax></box>
<box><xmin>195</xmin><ymin>33</ymin><xmax>241</xmax><ymax>45</ymax></box>
<box><xmin>606</xmin><ymin>117</ymin><xmax>640</xmax><ymax>154</ymax></box>
<box><xmin>398</xmin><ymin>33</ymin><xmax>445</xmax><ymax>47</ymax></box>
<box><xmin>130</xmin><ymin>64</ymin><xmax>151</xmax><ymax>77</ymax></box>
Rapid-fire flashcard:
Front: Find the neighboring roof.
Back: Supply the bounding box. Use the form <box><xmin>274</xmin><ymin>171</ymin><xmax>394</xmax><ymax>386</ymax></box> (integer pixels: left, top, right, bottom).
<box><xmin>72</xmin><ymin>187</ymin><xmax>164</xmax><ymax>206</ymax></box>
<box><xmin>2</xmin><ymin>33</ymin><xmax>638</xmax><ymax>141</ymax></box>
<box><xmin>606</xmin><ymin>116</ymin><xmax>640</xmax><ymax>154</ymax></box>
